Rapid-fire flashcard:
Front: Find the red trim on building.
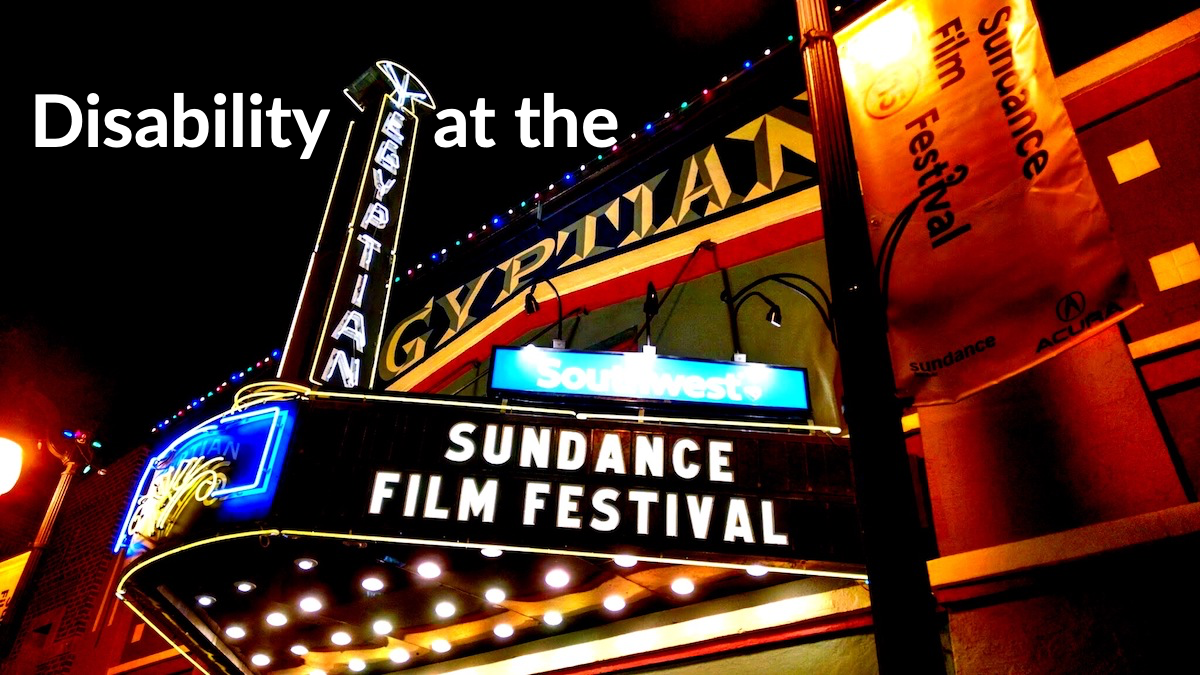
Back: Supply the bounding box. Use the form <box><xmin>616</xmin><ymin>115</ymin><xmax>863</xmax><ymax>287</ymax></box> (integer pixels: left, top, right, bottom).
<box><xmin>1064</xmin><ymin>39</ymin><xmax>1200</xmax><ymax>128</ymax></box>
<box><xmin>549</xmin><ymin>610</ymin><xmax>874</xmax><ymax>675</ymax></box>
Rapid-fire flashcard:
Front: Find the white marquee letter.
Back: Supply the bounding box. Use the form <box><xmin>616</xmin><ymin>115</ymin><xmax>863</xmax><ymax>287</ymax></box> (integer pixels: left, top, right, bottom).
<box><xmin>369</xmin><ymin>471</ymin><xmax>401</xmax><ymax>514</ymax></box>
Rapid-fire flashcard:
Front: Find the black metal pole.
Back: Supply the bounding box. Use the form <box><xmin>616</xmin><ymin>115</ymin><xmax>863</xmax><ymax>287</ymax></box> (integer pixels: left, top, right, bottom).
<box><xmin>719</xmin><ymin>269</ymin><xmax>744</xmax><ymax>356</ymax></box>
<box><xmin>794</xmin><ymin>1</ymin><xmax>945</xmax><ymax>672</ymax></box>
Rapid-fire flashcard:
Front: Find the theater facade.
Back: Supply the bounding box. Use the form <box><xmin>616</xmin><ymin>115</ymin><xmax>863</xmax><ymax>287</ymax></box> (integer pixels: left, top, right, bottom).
<box><xmin>4</xmin><ymin>6</ymin><xmax>1199</xmax><ymax>675</ymax></box>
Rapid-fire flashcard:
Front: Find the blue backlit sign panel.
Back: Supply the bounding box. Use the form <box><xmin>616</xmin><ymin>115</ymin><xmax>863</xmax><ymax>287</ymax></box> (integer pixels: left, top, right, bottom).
<box><xmin>114</xmin><ymin>401</ymin><xmax>297</xmax><ymax>554</ymax></box>
<box><xmin>489</xmin><ymin>346</ymin><xmax>811</xmax><ymax>416</ymax></box>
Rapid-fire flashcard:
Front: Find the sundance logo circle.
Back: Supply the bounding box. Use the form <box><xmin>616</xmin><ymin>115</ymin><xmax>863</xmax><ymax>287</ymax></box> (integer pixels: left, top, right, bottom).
<box><xmin>864</xmin><ymin>63</ymin><xmax>920</xmax><ymax>119</ymax></box>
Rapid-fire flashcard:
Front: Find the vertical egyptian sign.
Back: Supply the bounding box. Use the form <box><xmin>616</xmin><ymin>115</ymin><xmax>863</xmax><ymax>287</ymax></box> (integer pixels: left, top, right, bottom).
<box><xmin>836</xmin><ymin>0</ymin><xmax>1140</xmax><ymax>404</ymax></box>
<box><xmin>311</xmin><ymin>63</ymin><xmax>435</xmax><ymax>390</ymax></box>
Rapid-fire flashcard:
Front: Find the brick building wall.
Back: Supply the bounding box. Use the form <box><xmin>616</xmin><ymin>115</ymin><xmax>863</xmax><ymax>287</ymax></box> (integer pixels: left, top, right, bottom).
<box><xmin>1</xmin><ymin>446</ymin><xmax>148</xmax><ymax>675</ymax></box>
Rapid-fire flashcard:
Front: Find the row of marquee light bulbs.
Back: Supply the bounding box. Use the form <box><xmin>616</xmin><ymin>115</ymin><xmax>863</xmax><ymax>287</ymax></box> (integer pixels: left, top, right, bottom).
<box><xmin>399</xmin><ymin>2</ymin><xmax>863</xmax><ymax>278</ymax></box>
<box><xmin>202</xmin><ymin>549</ymin><xmax>773</xmax><ymax>671</ymax></box>
<box><xmin>396</xmin><ymin>33</ymin><xmax>823</xmax><ymax>279</ymax></box>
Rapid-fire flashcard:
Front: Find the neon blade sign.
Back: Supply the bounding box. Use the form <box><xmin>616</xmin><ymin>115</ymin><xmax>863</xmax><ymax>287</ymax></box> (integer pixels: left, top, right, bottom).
<box><xmin>114</xmin><ymin>402</ymin><xmax>296</xmax><ymax>554</ymax></box>
<box><xmin>313</xmin><ymin>63</ymin><xmax>435</xmax><ymax>390</ymax></box>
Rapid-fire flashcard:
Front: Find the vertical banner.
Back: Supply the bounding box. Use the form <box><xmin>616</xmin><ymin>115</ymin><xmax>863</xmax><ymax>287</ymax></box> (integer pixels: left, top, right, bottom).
<box><xmin>311</xmin><ymin>64</ymin><xmax>434</xmax><ymax>391</ymax></box>
<box><xmin>836</xmin><ymin>0</ymin><xmax>1140</xmax><ymax>404</ymax></box>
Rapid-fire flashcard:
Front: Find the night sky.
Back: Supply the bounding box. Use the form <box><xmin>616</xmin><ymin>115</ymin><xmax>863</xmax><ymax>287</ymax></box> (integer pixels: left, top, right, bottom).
<box><xmin>3</xmin><ymin>1</ymin><xmax>1188</xmax><ymax>459</ymax></box>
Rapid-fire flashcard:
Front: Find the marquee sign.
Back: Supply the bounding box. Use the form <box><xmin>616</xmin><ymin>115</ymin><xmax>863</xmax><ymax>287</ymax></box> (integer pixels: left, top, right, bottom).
<box><xmin>269</xmin><ymin>397</ymin><xmax>861</xmax><ymax>568</ymax></box>
<box><xmin>489</xmin><ymin>346</ymin><xmax>812</xmax><ymax>416</ymax></box>
<box><xmin>114</xmin><ymin>401</ymin><xmax>297</xmax><ymax>555</ymax></box>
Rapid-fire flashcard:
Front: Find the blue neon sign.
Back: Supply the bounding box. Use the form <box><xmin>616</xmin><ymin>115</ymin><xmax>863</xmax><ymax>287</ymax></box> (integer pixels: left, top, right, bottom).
<box><xmin>489</xmin><ymin>347</ymin><xmax>810</xmax><ymax>415</ymax></box>
<box><xmin>114</xmin><ymin>401</ymin><xmax>297</xmax><ymax>554</ymax></box>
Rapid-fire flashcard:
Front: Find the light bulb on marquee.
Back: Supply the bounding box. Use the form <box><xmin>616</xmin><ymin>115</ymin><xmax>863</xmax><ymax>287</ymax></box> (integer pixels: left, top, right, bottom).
<box><xmin>671</xmin><ymin>578</ymin><xmax>695</xmax><ymax>595</ymax></box>
<box><xmin>545</xmin><ymin>569</ymin><xmax>570</xmax><ymax>588</ymax></box>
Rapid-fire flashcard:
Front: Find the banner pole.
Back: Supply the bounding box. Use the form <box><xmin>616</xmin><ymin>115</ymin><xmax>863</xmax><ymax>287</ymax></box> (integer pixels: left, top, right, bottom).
<box><xmin>793</xmin><ymin>2</ymin><xmax>945</xmax><ymax>671</ymax></box>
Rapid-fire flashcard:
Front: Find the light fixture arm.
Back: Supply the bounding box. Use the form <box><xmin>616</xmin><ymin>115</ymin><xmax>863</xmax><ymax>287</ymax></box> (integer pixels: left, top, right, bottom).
<box><xmin>723</xmin><ymin>273</ymin><xmax>837</xmax><ymax>348</ymax></box>
<box><xmin>529</xmin><ymin>278</ymin><xmax>564</xmax><ymax>342</ymax></box>
<box><xmin>733</xmin><ymin>291</ymin><xmax>779</xmax><ymax>317</ymax></box>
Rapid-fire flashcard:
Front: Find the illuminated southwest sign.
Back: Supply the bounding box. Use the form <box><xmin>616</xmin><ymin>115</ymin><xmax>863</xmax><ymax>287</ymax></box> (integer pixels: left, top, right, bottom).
<box><xmin>489</xmin><ymin>346</ymin><xmax>811</xmax><ymax>416</ymax></box>
<box><xmin>114</xmin><ymin>402</ymin><xmax>296</xmax><ymax>554</ymax></box>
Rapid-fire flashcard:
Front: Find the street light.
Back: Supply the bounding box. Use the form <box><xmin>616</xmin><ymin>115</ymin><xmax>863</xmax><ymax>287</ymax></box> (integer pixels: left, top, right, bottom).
<box><xmin>0</xmin><ymin>438</ymin><xmax>21</xmax><ymax>496</ymax></box>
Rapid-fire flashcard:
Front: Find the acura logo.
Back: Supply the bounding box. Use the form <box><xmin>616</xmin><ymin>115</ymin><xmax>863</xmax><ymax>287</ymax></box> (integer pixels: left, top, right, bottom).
<box><xmin>1056</xmin><ymin>291</ymin><xmax>1086</xmax><ymax>322</ymax></box>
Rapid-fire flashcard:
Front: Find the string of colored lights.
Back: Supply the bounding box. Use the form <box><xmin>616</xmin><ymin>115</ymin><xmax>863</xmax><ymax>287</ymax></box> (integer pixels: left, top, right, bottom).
<box><xmin>149</xmin><ymin>349</ymin><xmax>282</xmax><ymax>434</ymax></box>
<box><xmin>395</xmin><ymin>33</ymin><xmax>804</xmax><ymax>281</ymax></box>
<box><xmin>149</xmin><ymin>16</ymin><xmax>866</xmax><ymax>438</ymax></box>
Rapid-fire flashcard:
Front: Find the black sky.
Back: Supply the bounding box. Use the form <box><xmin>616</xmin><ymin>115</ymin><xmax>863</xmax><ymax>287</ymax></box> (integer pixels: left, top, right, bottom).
<box><xmin>3</xmin><ymin>0</ymin><xmax>1190</xmax><ymax>456</ymax></box>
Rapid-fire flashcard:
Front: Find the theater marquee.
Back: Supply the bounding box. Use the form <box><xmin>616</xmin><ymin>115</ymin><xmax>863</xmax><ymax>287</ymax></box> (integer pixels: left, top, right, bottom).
<box><xmin>272</xmin><ymin>395</ymin><xmax>862</xmax><ymax>568</ymax></box>
<box><xmin>116</xmin><ymin>390</ymin><xmax>861</xmax><ymax>571</ymax></box>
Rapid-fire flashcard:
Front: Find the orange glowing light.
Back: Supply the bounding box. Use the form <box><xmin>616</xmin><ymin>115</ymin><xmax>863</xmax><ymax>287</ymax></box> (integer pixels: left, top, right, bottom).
<box><xmin>838</xmin><ymin>6</ymin><xmax>922</xmax><ymax>96</ymax></box>
<box><xmin>0</xmin><ymin>438</ymin><xmax>22</xmax><ymax>496</ymax></box>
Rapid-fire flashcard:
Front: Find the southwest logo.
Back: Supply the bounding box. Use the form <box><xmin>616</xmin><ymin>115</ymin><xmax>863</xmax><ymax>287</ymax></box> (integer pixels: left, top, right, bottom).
<box><xmin>535</xmin><ymin>358</ymin><xmax>761</xmax><ymax>403</ymax></box>
<box><xmin>490</xmin><ymin>347</ymin><xmax>810</xmax><ymax>413</ymax></box>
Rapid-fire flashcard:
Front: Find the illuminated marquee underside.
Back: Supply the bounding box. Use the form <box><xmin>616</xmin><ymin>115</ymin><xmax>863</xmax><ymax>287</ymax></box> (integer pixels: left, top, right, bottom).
<box><xmin>117</xmin><ymin>529</ymin><xmax>865</xmax><ymax>675</ymax></box>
